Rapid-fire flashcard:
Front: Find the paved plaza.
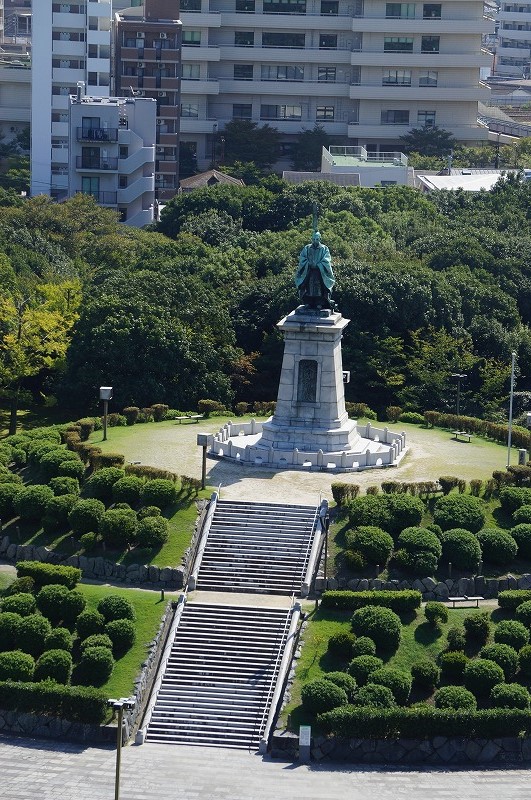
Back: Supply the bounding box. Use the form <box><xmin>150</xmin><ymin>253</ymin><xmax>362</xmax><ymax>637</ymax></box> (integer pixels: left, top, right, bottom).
<box><xmin>1</xmin><ymin>735</ymin><xmax>531</xmax><ymax>800</ymax></box>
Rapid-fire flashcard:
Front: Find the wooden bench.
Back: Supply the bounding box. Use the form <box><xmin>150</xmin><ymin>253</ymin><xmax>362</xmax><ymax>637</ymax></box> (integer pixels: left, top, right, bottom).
<box><xmin>175</xmin><ymin>414</ymin><xmax>204</xmax><ymax>424</ymax></box>
<box><xmin>452</xmin><ymin>430</ymin><xmax>472</xmax><ymax>443</ymax></box>
<box><xmin>447</xmin><ymin>595</ymin><xmax>484</xmax><ymax>608</ymax></box>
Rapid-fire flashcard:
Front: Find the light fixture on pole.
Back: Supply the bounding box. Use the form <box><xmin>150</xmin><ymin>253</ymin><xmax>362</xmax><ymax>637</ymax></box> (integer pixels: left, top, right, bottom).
<box><xmin>451</xmin><ymin>373</ymin><xmax>467</xmax><ymax>417</ymax></box>
<box><xmin>507</xmin><ymin>351</ymin><xmax>517</xmax><ymax>468</ymax></box>
<box><xmin>99</xmin><ymin>386</ymin><xmax>113</xmax><ymax>441</ymax></box>
<box><xmin>108</xmin><ymin>696</ymin><xmax>135</xmax><ymax>800</ymax></box>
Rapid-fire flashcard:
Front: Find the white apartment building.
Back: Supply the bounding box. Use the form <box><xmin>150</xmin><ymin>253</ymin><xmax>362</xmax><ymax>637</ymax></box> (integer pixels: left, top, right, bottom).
<box><xmin>68</xmin><ymin>93</ymin><xmax>156</xmax><ymax>225</ymax></box>
<box><xmin>31</xmin><ymin>1</ymin><xmax>113</xmax><ymax>199</ymax></box>
<box><xmin>496</xmin><ymin>1</ymin><xmax>531</xmax><ymax>77</ymax></box>
<box><xmin>0</xmin><ymin>52</ymin><xmax>30</xmax><ymax>143</ymax></box>
<box><xmin>179</xmin><ymin>0</ymin><xmax>493</xmax><ymax>166</ymax></box>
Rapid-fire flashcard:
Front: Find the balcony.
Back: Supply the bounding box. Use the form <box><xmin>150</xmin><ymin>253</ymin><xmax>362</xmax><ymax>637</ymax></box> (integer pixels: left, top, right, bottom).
<box><xmin>349</xmin><ymin>84</ymin><xmax>490</xmax><ymax>101</ymax></box>
<box><xmin>352</xmin><ymin>17</ymin><xmax>494</xmax><ymax>33</ymax></box>
<box><xmin>347</xmin><ymin>122</ymin><xmax>489</xmax><ymax>140</ymax></box>
<box><xmin>496</xmin><ymin>44</ymin><xmax>531</xmax><ymax>58</ymax></box>
<box><xmin>77</xmin><ymin>190</ymin><xmax>117</xmax><ymax>205</ymax></box>
<box><xmin>220</xmin><ymin>10</ymin><xmax>341</xmax><ymax>28</ymax></box>
<box><xmin>182</xmin><ymin>45</ymin><xmax>220</xmax><ymax>61</ymax></box>
<box><xmin>181</xmin><ymin>78</ymin><xmax>220</xmax><ymax>94</ymax></box>
<box><xmin>76</xmin><ymin>156</ymin><xmax>118</xmax><ymax>170</ymax></box>
<box><xmin>180</xmin><ymin>117</ymin><xmax>219</xmax><ymax>133</ymax></box>
<box><xmin>180</xmin><ymin>10</ymin><xmax>221</xmax><ymax>26</ymax></box>
<box><xmin>220</xmin><ymin>44</ymin><xmax>352</xmax><ymax>64</ymax></box>
<box><xmin>220</xmin><ymin>78</ymin><xmax>350</xmax><ymax>96</ymax></box>
<box><xmin>77</xmin><ymin>127</ymin><xmax>119</xmax><ymax>142</ymax></box>
<box><xmin>351</xmin><ymin>51</ymin><xmax>492</xmax><ymax>67</ymax></box>
<box><xmin>499</xmin><ymin>27</ymin><xmax>531</xmax><ymax>41</ymax></box>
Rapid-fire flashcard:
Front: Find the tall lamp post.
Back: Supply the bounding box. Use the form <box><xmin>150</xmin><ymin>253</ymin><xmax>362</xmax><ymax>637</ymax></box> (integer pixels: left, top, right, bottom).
<box><xmin>108</xmin><ymin>697</ymin><xmax>135</xmax><ymax>800</ymax></box>
<box><xmin>507</xmin><ymin>351</ymin><xmax>517</xmax><ymax>468</ymax></box>
<box><xmin>99</xmin><ymin>386</ymin><xmax>113</xmax><ymax>442</ymax></box>
<box><xmin>451</xmin><ymin>373</ymin><xmax>467</xmax><ymax>417</ymax></box>
<box><xmin>319</xmin><ymin>500</ymin><xmax>330</xmax><ymax>583</ymax></box>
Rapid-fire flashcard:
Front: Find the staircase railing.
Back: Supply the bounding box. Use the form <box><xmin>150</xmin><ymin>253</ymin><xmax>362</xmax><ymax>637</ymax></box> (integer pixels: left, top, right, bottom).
<box><xmin>301</xmin><ymin>500</ymin><xmax>327</xmax><ymax>597</ymax></box>
<box><xmin>258</xmin><ymin>599</ymin><xmax>302</xmax><ymax>754</ymax></box>
<box><xmin>187</xmin><ymin>490</ymin><xmax>218</xmax><ymax>590</ymax></box>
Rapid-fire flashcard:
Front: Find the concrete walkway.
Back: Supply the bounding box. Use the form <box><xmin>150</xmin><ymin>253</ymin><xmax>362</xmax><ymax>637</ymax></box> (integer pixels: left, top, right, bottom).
<box><xmin>1</xmin><ymin>736</ymin><xmax>531</xmax><ymax>800</ymax></box>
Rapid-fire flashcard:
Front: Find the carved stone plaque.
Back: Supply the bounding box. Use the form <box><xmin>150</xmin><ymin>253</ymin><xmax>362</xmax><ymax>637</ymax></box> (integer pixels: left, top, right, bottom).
<box><xmin>297</xmin><ymin>359</ymin><xmax>317</xmax><ymax>403</ymax></box>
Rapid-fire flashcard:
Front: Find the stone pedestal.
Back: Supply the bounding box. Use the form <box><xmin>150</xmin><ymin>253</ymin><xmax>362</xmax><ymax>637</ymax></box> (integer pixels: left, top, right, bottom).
<box><xmin>259</xmin><ymin>306</ymin><xmax>360</xmax><ymax>453</ymax></box>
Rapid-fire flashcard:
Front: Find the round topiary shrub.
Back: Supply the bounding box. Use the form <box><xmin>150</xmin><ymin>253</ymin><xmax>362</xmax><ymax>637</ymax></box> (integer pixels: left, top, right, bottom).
<box><xmin>57</xmin><ymin>459</ymin><xmax>85</xmax><ymax>480</ymax></box>
<box><xmin>76</xmin><ymin>609</ymin><xmax>105</xmax><ymax>640</ymax></box>
<box><xmin>434</xmin><ymin>685</ymin><xmax>477</xmax><ymax>711</ymax></box>
<box><xmin>494</xmin><ymin>620</ymin><xmax>529</xmax><ymax>651</ymax></box>
<box><xmin>397</xmin><ymin>527</ymin><xmax>442</xmax><ymax>557</ymax></box>
<box><xmin>14</xmin><ymin>484</ymin><xmax>54</xmax><ymax>520</ymax></box>
<box><xmin>370</xmin><ymin>667</ymin><xmax>412</xmax><ymax>705</ymax></box>
<box><xmin>83</xmin><ymin>467</ymin><xmax>125</xmax><ymax>502</ymax></box>
<box><xmin>519</xmin><ymin>645</ymin><xmax>531</xmax><ymax>678</ymax></box>
<box><xmin>433</xmin><ymin>495</ymin><xmax>485</xmax><ymax>534</ymax></box>
<box><xmin>323</xmin><ymin>671</ymin><xmax>357</xmax><ymax>701</ymax></box>
<box><xmin>463</xmin><ymin>612</ymin><xmax>491</xmax><ymax>645</ymax></box>
<box><xmin>440</xmin><ymin>529</ymin><xmax>482</xmax><ymax>571</ymax></box>
<box><xmin>75</xmin><ymin>646</ymin><xmax>114</xmax><ymax>686</ymax></box>
<box><xmin>384</xmin><ymin>494</ymin><xmax>425</xmax><ymax>536</ymax></box>
<box><xmin>68</xmin><ymin>498</ymin><xmax>106</xmax><ymax>536</ymax></box>
<box><xmin>105</xmin><ymin>618</ymin><xmax>136</xmax><ymax>655</ymax></box>
<box><xmin>140</xmin><ymin>479</ymin><xmax>177</xmax><ymax>509</ymax></box>
<box><xmin>500</xmin><ymin>486</ymin><xmax>531</xmax><ymax>514</ymax></box>
<box><xmin>350</xmin><ymin>636</ymin><xmax>377</xmax><ymax>657</ymax></box>
<box><xmin>347</xmin><ymin>655</ymin><xmax>383</xmax><ymax>685</ymax></box>
<box><xmin>34</xmin><ymin>649</ymin><xmax>73</xmax><ymax>684</ymax></box>
<box><xmin>301</xmin><ymin>679</ymin><xmax>348</xmax><ymax>715</ymax></box>
<box><xmin>327</xmin><ymin>632</ymin><xmax>357</xmax><ymax>661</ymax></box>
<box><xmin>5</xmin><ymin>576</ymin><xmax>35</xmax><ymax>596</ymax></box>
<box><xmin>49</xmin><ymin>476</ymin><xmax>80</xmax><ymax>497</ymax></box>
<box><xmin>41</xmin><ymin>493</ymin><xmax>78</xmax><ymax>534</ymax></box>
<box><xmin>80</xmin><ymin>633</ymin><xmax>113</xmax><ymax>653</ymax></box>
<box><xmin>351</xmin><ymin>606</ymin><xmax>402</xmax><ymax>651</ymax></box>
<box><xmin>477</xmin><ymin>528</ymin><xmax>517</xmax><ymax>565</ymax></box>
<box><xmin>44</xmin><ymin>627</ymin><xmax>73</xmax><ymax>652</ymax></box>
<box><xmin>393</xmin><ymin>548</ymin><xmax>439</xmax><ymax>576</ymax></box>
<box><xmin>0</xmin><ymin>482</ymin><xmax>23</xmax><ymax>519</ymax></box>
<box><xmin>424</xmin><ymin>601</ymin><xmax>449</xmax><ymax>626</ymax></box>
<box><xmin>17</xmin><ymin>614</ymin><xmax>52</xmax><ymax>657</ymax></box>
<box><xmin>480</xmin><ymin>643</ymin><xmax>518</xmax><ymax>680</ymax></box>
<box><xmin>516</xmin><ymin>600</ymin><xmax>531</xmax><ymax>628</ymax></box>
<box><xmin>97</xmin><ymin>594</ymin><xmax>136</xmax><ymax>623</ymax></box>
<box><xmin>112</xmin><ymin>476</ymin><xmax>144</xmax><ymax>506</ymax></box>
<box><xmin>1</xmin><ymin>592</ymin><xmax>36</xmax><ymax>617</ymax></box>
<box><xmin>464</xmin><ymin>658</ymin><xmax>505</xmax><ymax>697</ymax></box>
<box><xmin>99</xmin><ymin>507</ymin><xmax>138</xmax><ymax>549</ymax></box>
<box><xmin>439</xmin><ymin>651</ymin><xmax>469</xmax><ymax>682</ymax></box>
<box><xmin>36</xmin><ymin>584</ymin><xmax>71</xmax><ymax>624</ymax></box>
<box><xmin>491</xmin><ymin>682</ymin><xmax>531</xmax><ymax>710</ymax></box>
<box><xmin>352</xmin><ymin>683</ymin><xmax>396</xmax><ymax>709</ymax></box>
<box><xmin>344</xmin><ymin>526</ymin><xmax>393</xmax><ymax>565</ymax></box>
<box><xmin>513</xmin><ymin>504</ymin><xmax>531</xmax><ymax>525</ymax></box>
<box><xmin>0</xmin><ymin>650</ymin><xmax>35</xmax><ymax>681</ymax></box>
<box><xmin>0</xmin><ymin>611</ymin><xmax>22</xmax><ymax>651</ymax></box>
<box><xmin>411</xmin><ymin>660</ymin><xmax>440</xmax><ymax>689</ymax></box>
<box><xmin>510</xmin><ymin>524</ymin><xmax>531</xmax><ymax>559</ymax></box>
<box><xmin>61</xmin><ymin>590</ymin><xmax>86</xmax><ymax>624</ymax></box>
<box><xmin>344</xmin><ymin>550</ymin><xmax>367</xmax><ymax>570</ymax></box>
<box><xmin>347</xmin><ymin>495</ymin><xmax>391</xmax><ymax>531</ymax></box>
<box><xmin>137</xmin><ymin>506</ymin><xmax>162</xmax><ymax>520</ymax></box>
<box><xmin>136</xmin><ymin>516</ymin><xmax>169</xmax><ymax>548</ymax></box>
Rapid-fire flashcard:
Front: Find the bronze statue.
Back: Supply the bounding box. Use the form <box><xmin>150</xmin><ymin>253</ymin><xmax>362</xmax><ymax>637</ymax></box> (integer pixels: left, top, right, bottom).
<box><xmin>295</xmin><ymin>230</ymin><xmax>335</xmax><ymax>310</ymax></box>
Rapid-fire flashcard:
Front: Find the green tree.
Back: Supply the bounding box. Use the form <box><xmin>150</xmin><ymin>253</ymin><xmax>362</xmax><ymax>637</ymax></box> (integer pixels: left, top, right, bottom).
<box><xmin>291</xmin><ymin>125</ymin><xmax>330</xmax><ymax>171</ymax></box>
<box><xmin>399</xmin><ymin>125</ymin><xmax>456</xmax><ymax>157</ymax></box>
<box><xmin>222</xmin><ymin>120</ymin><xmax>280</xmax><ymax>169</ymax></box>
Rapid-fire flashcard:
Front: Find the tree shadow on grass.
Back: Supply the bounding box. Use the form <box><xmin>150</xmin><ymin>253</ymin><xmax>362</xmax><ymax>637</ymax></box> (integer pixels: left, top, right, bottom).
<box><xmin>415</xmin><ymin>621</ymin><xmax>443</xmax><ymax>646</ymax></box>
<box><xmin>491</xmin><ymin>506</ymin><xmax>514</xmax><ymax>530</ymax></box>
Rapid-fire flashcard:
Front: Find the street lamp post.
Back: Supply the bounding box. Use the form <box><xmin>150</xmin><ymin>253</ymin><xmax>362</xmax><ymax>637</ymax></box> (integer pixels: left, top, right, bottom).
<box><xmin>108</xmin><ymin>697</ymin><xmax>135</xmax><ymax>800</ymax></box>
<box><xmin>507</xmin><ymin>351</ymin><xmax>517</xmax><ymax>468</ymax></box>
<box><xmin>99</xmin><ymin>386</ymin><xmax>113</xmax><ymax>442</ymax></box>
<box><xmin>451</xmin><ymin>373</ymin><xmax>467</xmax><ymax>417</ymax></box>
<box><xmin>319</xmin><ymin>500</ymin><xmax>330</xmax><ymax>583</ymax></box>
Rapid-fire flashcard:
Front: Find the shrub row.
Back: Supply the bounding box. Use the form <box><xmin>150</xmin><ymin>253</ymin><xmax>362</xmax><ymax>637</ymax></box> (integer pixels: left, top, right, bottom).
<box><xmin>321</xmin><ymin>590</ymin><xmax>421</xmax><ymax>613</ymax></box>
<box><xmin>16</xmin><ymin>562</ymin><xmax>81</xmax><ymax>590</ymax></box>
<box><xmin>0</xmin><ymin>680</ymin><xmax>108</xmax><ymax>724</ymax></box>
<box><xmin>424</xmin><ymin>411</ymin><xmax>531</xmax><ymax>450</ymax></box>
<box><xmin>498</xmin><ymin>591</ymin><xmax>531</xmax><ymax>611</ymax></box>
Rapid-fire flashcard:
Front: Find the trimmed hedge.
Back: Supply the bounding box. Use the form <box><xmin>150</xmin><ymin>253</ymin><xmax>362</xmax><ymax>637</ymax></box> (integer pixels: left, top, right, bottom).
<box><xmin>321</xmin><ymin>590</ymin><xmax>421</xmax><ymax>613</ymax></box>
<box><xmin>1</xmin><ymin>592</ymin><xmax>36</xmax><ymax>617</ymax></box>
<box><xmin>463</xmin><ymin>612</ymin><xmax>491</xmax><ymax>645</ymax></box>
<box><xmin>99</xmin><ymin>507</ymin><xmax>138</xmax><ymax>549</ymax></box>
<box><xmin>327</xmin><ymin>632</ymin><xmax>357</xmax><ymax>661</ymax></box>
<box><xmin>369</xmin><ymin>667</ymin><xmax>411</xmax><ymax>705</ymax></box>
<box><xmin>477</xmin><ymin>528</ymin><xmax>518</xmax><ymax>565</ymax></box>
<box><xmin>301</xmin><ymin>679</ymin><xmax>348</xmax><ymax>715</ymax></box>
<box><xmin>140</xmin><ymin>479</ymin><xmax>177</xmax><ymax>509</ymax></box>
<box><xmin>351</xmin><ymin>637</ymin><xmax>377</xmax><ymax>657</ymax></box>
<box><xmin>0</xmin><ymin>681</ymin><xmax>108</xmax><ymax>723</ymax></box>
<box><xmin>424</xmin><ymin>602</ymin><xmax>448</xmax><ymax>626</ymax></box>
<box><xmin>351</xmin><ymin>606</ymin><xmax>402</xmax><ymax>651</ymax></box>
<box><xmin>75</xmin><ymin>646</ymin><xmax>114</xmax><ymax>686</ymax></box>
<box><xmin>14</xmin><ymin>485</ymin><xmax>54</xmax><ymax>521</ymax></box>
<box><xmin>68</xmin><ymin>499</ymin><xmax>106</xmax><ymax>537</ymax></box>
<box><xmin>510</xmin><ymin>525</ymin><xmax>531</xmax><ymax>559</ymax></box>
<box><xmin>434</xmin><ymin>686</ymin><xmax>477</xmax><ymax>711</ymax></box>
<box><xmin>135</xmin><ymin>516</ymin><xmax>169</xmax><ymax>548</ymax></box>
<box><xmin>518</xmin><ymin>645</ymin><xmax>531</xmax><ymax>677</ymax></box>
<box><xmin>433</xmin><ymin>495</ymin><xmax>485</xmax><ymax>534</ymax></box>
<box><xmin>440</xmin><ymin>529</ymin><xmax>482</xmax><ymax>571</ymax></box>
<box><xmin>0</xmin><ymin>651</ymin><xmax>35</xmax><ymax>681</ymax></box>
<box><xmin>0</xmin><ymin>612</ymin><xmax>22</xmax><ymax>651</ymax></box>
<box><xmin>439</xmin><ymin>651</ymin><xmax>469</xmax><ymax>682</ymax></box>
<box><xmin>323</xmin><ymin>672</ymin><xmax>358</xmax><ymax>702</ymax></box>
<box><xmin>16</xmin><ymin>561</ymin><xmax>81</xmax><ymax>590</ymax></box>
<box><xmin>498</xmin><ymin>590</ymin><xmax>531</xmax><ymax>611</ymax></box>
<box><xmin>34</xmin><ymin>649</ymin><xmax>73</xmax><ymax>684</ymax></box>
<box><xmin>516</xmin><ymin>601</ymin><xmax>531</xmax><ymax>628</ymax></box>
<box><xmin>44</xmin><ymin>627</ymin><xmax>73</xmax><ymax>653</ymax></box>
<box><xmin>76</xmin><ymin>609</ymin><xmax>105</xmax><ymax>640</ymax></box>
<box><xmin>105</xmin><ymin>619</ymin><xmax>136</xmax><ymax>655</ymax></box>
<box><xmin>499</xmin><ymin>487</ymin><xmax>531</xmax><ymax>514</ymax></box>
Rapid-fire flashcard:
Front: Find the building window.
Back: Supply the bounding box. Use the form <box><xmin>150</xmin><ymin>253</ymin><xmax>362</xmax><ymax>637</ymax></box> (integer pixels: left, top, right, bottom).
<box><xmin>383</xmin><ymin>69</ymin><xmax>411</xmax><ymax>85</ymax></box>
<box><xmin>423</xmin><ymin>3</ymin><xmax>441</xmax><ymax>18</ymax></box>
<box><xmin>380</xmin><ymin>180</ymin><xmax>398</xmax><ymax>186</ymax></box>
<box><xmin>182</xmin><ymin>30</ymin><xmax>201</xmax><ymax>46</ymax></box>
<box><xmin>234</xmin><ymin>64</ymin><xmax>253</xmax><ymax>79</ymax></box>
<box><xmin>235</xmin><ymin>31</ymin><xmax>254</xmax><ymax>46</ymax></box>
<box><xmin>316</xmin><ymin>105</ymin><xmax>334</xmax><ymax>120</ymax></box>
<box><xmin>262</xmin><ymin>32</ymin><xmax>305</xmax><ymax>47</ymax></box>
<box><xmin>233</xmin><ymin>103</ymin><xmax>252</xmax><ymax>118</ymax></box>
<box><xmin>321</xmin><ymin>0</ymin><xmax>339</xmax><ymax>14</ymax></box>
<box><xmin>81</xmin><ymin>176</ymin><xmax>99</xmax><ymax>198</ymax></box>
<box><xmin>182</xmin><ymin>63</ymin><xmax>201</xmax><ymax>79</ymax></box>
<box><xmin>119</xmin><ymin>146</ymin><xmax>129</xmax><ymax>159</ymax></box>
<box><xmin>418</xmin><ymin>110</ymin><xmax>436</xmax><ymax>126</ymax></box>
<box><xmin>381</xmin><ymin>109</ymin><xmax>409</xmax><ymax>124</ymax></box>
<box><xmin>386</xmin><ymin>3</ymin><xmax>415</xmax><ymax>18</ymax></box>
<box><xmin>421</xmin><ymin>35</ymin><xmax>440</xmax><ymax>53</ymax></box>
<box><xmin>236</xmin><ymin>0</ymin><xmax>255</xmax><ymax>9</ymax></box>
<box><xmin>260</xmin><ymin>104</ymin><xmax>302</xmax><ymax>119</ymax></box>
<box><xmin>181</xmin><ymin>103</ymin><xmax>199</xmax><ymax>117</ymax></box>
<box><xmin>319</xmin><ymin>34</ymin><xmax>337</xmax><ymax>49</ymax></box>
<box><xmin>419</xmin><ymin>70</ymin><xmax>438</xmax><ymax>86</ymax></box>
<box><xmin>261</xmin><ymin>64</ymin><xmax>304</xmax><ymax>80</ymax></box>
<box><xmin>263</xmin><ymin>0</ymin><xmax>306</xmax><ymax>12</ymax></box>
<box><xmin>181</xmin><ymin>0</ymin><xmax>202</xmax><ymax>8</ymax></box>
<box><xmin>384</xmin><ymin>37</ymin><xmax>413</xmax><ymax>52</ymax></box>
<box><xmin>119</xmin><ymin>176</ymin><xmax>128</xmax><ymax>189</ymax></box>
<box><xmin>318</xmin><ymin>66</ymin><xmax>336</xmax><ymax>82</ymax></box>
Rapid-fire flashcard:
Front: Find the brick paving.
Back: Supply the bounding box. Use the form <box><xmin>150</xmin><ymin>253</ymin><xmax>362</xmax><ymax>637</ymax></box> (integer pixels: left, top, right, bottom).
<box><xmin>0</xmin><ymin>735</ymin><xmax>531</xmax><ymax>800</ymax></box>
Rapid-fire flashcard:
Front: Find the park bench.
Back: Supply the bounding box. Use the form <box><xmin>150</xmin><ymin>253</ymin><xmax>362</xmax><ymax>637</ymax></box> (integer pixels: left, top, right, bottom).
<box><xmin>175</xmin><ymin>414</ymin><xmax>204</xmax><ymax>424</ymax></box>
<box><xmin>447</xmin><ymin>595</ymin><xmax>484</xmax><ymax>608</ymax></box>
<box><xmin>452</xmin><ymin>430</ymin><xmax>472</xmax><ymax>443</ymax></box>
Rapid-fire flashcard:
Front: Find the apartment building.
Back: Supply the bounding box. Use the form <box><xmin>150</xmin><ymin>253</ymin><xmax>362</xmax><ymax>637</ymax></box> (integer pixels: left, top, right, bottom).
<box><xmin>0</xmin><ymin>50</ymin><xmax>30</xmax><ymax>143</ymax></box>
<box><xmin>178</xmin><ymin>0</ymin><xmax>492</xmax><ymax>167</ymax></box>
<box><xmin>496</xmin><ymin>1</ymin><xmax>531</xmax><ymax>77</ymax></box>
<box><xmin>68</xmin><ymin>92</ymin><xmax>156</xmax><ymax>225</ymax></box>
<box><xmin>114</xmin><ymin>0</ymin><xmax>182</xmax><ymax>200</ymax></box>
<box><xmin>31</xmin><ymin>1</ymin><xmax>113</xmax><ymax>199</ymax></box>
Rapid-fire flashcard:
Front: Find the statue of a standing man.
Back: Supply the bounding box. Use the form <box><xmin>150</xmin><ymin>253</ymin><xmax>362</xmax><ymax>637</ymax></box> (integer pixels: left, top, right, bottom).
<box><xmin>295</xmin><ymin>231</ymin><xmax>335</xmax><ymax>310</ymax></box>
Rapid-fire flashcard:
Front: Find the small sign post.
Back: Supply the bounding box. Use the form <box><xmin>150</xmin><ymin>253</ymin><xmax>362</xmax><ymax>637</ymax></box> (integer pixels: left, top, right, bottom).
<box><xmin>299</xmin><ymin>724</ymin><xmax>311</xmax><ymax>764</ymax></box>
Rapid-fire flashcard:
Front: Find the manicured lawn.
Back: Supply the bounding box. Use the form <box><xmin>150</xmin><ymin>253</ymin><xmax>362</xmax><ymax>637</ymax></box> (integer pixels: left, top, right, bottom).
<box><xmin>0</xmin><ymin>570</ymin><xmax>15</xmax><ymax>593</ymax></box>
<box><xmin>77</xmin><ymin>582</ymin><xmax>171</xmax><ymax>699</ymax></box>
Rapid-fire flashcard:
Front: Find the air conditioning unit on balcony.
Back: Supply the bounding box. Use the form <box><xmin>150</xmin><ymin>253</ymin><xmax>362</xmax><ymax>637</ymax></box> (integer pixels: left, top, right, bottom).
<box><xmin>156</xmin><ymin>118</ymin><xmax>163</xmax><ymax>125</ymax></box>
<box><xmin>158</xmin><ymin>91</ymin><xmax>167</xmax><ymax>97</ymax></box>
<box><xmin>138</xmin><ymin>62</ymin><xmax>145</xmax><ymax>69</ymax></box>
<box><xmin>137</xmin><ymin>89</ymin><xmax>146</xmax><ymax>96</ymax></box>
<box><xmin>160</xmin><ymin>32</ymin><xmax>167</xmax><ymax>39</ymax></box>
<box><xmin>137</xmin><ymin>31</ymin><xmax>145</xmax><ymax>39</ymax></box>
<box><xmin>156</xmin><ymin>146</ymin><xmax>164</xmax><ymax>154</ymax></box>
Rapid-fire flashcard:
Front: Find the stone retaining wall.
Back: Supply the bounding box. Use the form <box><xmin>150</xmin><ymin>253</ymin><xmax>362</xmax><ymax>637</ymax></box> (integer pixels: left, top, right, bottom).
<box><xmin>271</xmin><ymin>730</ymin><xmax>531</xmax><ymax>765</ymax></box>
<box><xmin>316</xmin><ymin>572</ymin><xmax>531</xmax><ymax>599</ymax></box>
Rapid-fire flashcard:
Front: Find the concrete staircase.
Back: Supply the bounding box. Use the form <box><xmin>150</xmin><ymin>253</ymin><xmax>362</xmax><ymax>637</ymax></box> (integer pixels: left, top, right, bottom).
<box><xmin>145</xmin><ymin>602</ymin><xmax>292</xmax><ymax>749</ymax></box>
<box><xmin>195</xmin><ymin>500</ymin><xmax>318</xmax><ymax>595</ymax></box>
